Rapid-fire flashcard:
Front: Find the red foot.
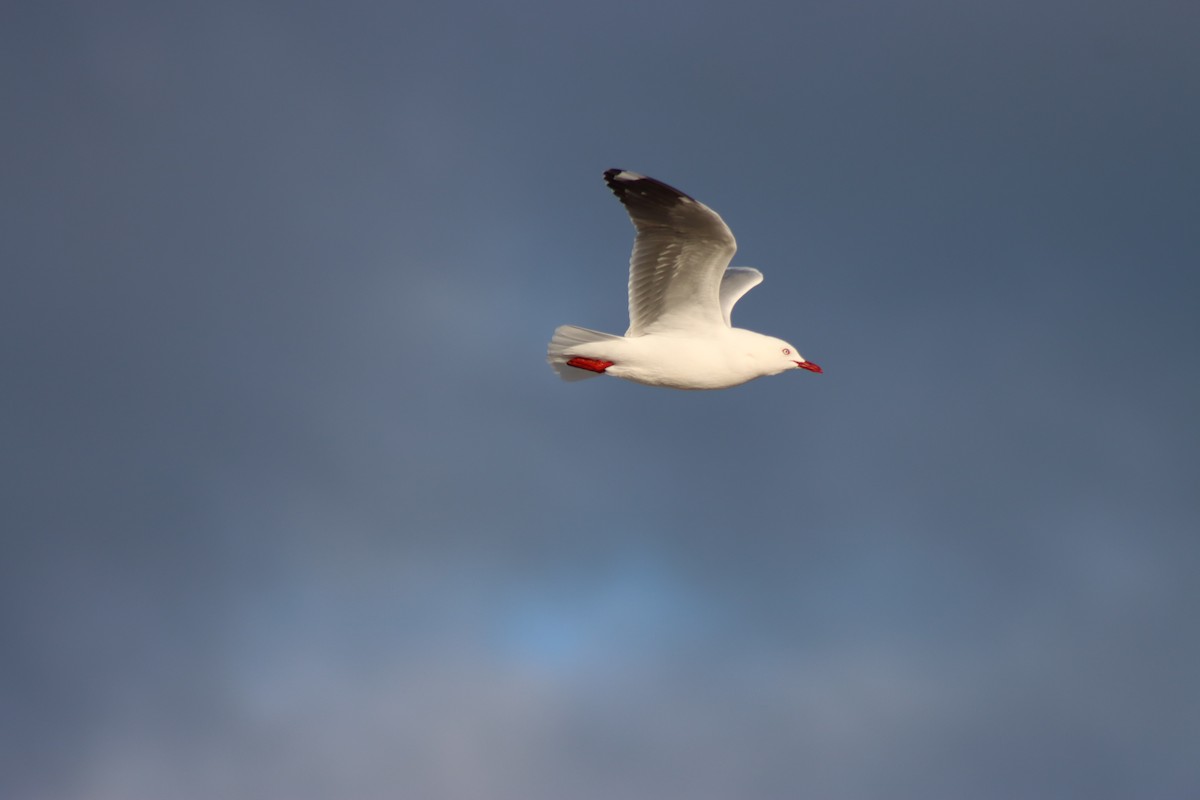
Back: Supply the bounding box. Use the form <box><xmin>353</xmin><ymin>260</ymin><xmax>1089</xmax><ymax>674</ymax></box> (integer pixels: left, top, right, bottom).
<box><xmin>566</xmin><ymin>356</ymin><xmax>614</xmax><ymax>373</ymax></box>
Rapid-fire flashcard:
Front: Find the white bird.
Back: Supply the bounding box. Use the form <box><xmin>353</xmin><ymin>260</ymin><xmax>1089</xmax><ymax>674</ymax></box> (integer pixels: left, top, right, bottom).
<box><xmin>547</xmin><ymin>169</ymin><xmax>822</xmax><ymax>390</ymax></box>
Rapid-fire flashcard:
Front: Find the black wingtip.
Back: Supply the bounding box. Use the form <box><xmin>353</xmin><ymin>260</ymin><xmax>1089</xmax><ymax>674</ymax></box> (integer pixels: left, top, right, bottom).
<box><xmin>602</xmin><ymin>169</ymin><xmax>694</xmax><ymax>207</ymax></box>
<box><xmin>602</xmin><ymin>168</ymin><xmax>636</xmax><ymax>195</ymax></box>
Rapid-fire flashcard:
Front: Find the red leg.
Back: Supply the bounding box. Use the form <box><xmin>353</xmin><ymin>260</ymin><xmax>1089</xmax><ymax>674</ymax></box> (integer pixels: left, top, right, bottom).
<box><xmin>566</xmin><ymin>356</ymin><xmax>614</xmax><ymax>373</ymax></box>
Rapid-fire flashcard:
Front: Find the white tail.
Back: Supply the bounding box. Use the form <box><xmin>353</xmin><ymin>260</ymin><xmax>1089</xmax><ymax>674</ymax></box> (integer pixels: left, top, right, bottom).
<box><xmin>546</xmin><ymin>325</ymin><xmax>622</xmax><ymax>381</ymax></box>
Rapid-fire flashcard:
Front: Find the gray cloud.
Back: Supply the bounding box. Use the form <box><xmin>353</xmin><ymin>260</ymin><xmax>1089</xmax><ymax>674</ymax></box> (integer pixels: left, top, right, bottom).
<box><xmin>3</xmin><ymin>1</ymin><xmax>1199</xmax><ymax>798</ymax></box>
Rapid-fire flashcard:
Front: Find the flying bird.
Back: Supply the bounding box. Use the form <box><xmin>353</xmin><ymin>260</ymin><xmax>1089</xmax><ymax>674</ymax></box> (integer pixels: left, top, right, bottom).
<box><xmin>547</xmin><ymin>169</ymin><xmax>822</xmax><ymax>389</ymax></box>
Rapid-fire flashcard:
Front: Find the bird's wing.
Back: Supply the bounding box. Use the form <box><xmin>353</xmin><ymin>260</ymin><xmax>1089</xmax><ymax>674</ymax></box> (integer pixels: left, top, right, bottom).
<box><xmin>604</xmin><ymin>169</ymin><xmax>737</xmax><ymax>336</ymax></box>
<box><xmin>718</xmin><ymin>267</ymin><xmax>764</xmax><ymax>327</ymax></box>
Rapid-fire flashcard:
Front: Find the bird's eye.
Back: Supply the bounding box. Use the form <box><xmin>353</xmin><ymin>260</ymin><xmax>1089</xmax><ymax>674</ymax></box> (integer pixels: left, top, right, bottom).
<box><xmin>782</xmin><ymin>348</ymin><xmax>791</xmax><ymax>355</ymax></box>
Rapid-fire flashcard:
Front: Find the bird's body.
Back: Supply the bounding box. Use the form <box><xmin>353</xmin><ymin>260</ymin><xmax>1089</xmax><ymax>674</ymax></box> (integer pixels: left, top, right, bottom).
<box><xmin>550</xmin><ymin>325</ymin><xmax>803</xmax><ymax>390</ymax></box>
<box><xmin>547</xmin><ymin>169</ymin><xmax>821</xmax><ymax>390</ymax></box>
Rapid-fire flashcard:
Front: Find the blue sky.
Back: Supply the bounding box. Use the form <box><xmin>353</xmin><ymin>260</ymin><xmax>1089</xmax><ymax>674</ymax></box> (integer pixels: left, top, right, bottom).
<box><xmin>4</xmin><ymin>1</ymin><xmax>1199</xmax><ymax>798</ymax></box>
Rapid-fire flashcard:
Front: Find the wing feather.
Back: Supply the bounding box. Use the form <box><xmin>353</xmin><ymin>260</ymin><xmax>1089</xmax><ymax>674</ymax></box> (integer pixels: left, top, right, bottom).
<box><xmin>718</xmin><ymin>267</ymin><xmax>764</xmax><ymax>326</ymax></box>
<box><xmin>603</xmin><ymin>169</ymin><xmax>736</xmax><ymax>335</ymax></box>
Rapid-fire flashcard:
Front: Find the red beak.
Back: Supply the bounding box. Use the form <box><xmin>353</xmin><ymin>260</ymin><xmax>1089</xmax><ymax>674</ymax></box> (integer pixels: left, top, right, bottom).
<box><xmin>794</xmin><ymin>360</ymin><xmax>822</xmax><ymax>374</ymax></box>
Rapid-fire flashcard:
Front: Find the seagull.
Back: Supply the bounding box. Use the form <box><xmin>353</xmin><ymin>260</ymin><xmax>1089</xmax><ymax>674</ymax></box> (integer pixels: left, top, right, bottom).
<box><xmin>547</xmin><ymin>169</ymin><xmax>822</xmax><ymax>390</ymax></box>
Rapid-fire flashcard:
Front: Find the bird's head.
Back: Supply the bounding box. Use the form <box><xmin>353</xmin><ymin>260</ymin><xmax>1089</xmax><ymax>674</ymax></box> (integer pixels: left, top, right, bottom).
<box><xmin>760</xmin><ymin>335</ymin><xmax>822</xmax><ymax>376</ymax></box>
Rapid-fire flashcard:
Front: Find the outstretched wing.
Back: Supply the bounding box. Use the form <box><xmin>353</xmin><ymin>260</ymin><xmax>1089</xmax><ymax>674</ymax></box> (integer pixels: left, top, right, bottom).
<box><xmin>604</xmin><ymin>169</ymin><xmax>737</xmax><ymax>335</ymax></box>
<box><xmin>718</xmin><ymin>267</ymin><xmax>763</xmax><ymax>327</ymax></box>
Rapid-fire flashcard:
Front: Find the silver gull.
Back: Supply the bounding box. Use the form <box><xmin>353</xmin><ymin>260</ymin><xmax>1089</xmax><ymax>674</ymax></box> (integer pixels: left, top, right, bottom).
<box><xmin>547</xmin><ymin>169</ymin><xmax>822</xmax><ymax>390</ymax></box>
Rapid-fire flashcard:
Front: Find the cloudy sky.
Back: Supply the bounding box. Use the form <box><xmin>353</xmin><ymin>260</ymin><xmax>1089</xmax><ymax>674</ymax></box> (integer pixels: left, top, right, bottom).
<box><xmin>4</xmin><ymin>1</ymin><xmax>1199</xmax><ymax>798</ymax></box>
